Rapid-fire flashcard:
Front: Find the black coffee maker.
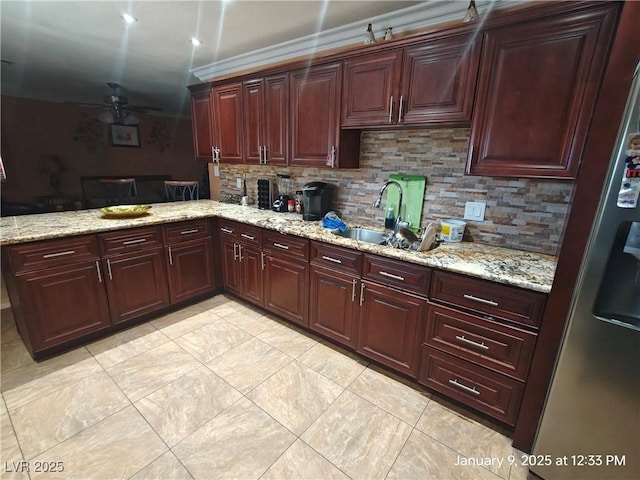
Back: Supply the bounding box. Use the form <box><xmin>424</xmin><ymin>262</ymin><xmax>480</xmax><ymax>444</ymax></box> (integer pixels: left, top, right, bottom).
<box><xmin>302</xmin><ymin>182</ymin><xmax>333</xmax><ymax>221</ymax></box>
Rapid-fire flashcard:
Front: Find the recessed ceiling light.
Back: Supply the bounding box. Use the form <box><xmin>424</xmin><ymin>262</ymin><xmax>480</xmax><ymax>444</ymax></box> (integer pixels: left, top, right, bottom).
<box><xmin>121</xmin><ymin>13</ymin><xmax>138</xmax><ymax>24</ymax></box>
<box><xmin>191</xmin><ymin>37</ymin><xmax>202</xmax><ymax>46</ymax></box>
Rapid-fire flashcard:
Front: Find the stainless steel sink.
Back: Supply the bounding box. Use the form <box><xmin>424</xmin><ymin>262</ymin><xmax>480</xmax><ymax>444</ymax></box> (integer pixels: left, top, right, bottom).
<box><xmin>333</xmin><ymin>228</ymin><xmax>389</xmax><ymax>245</ymax></box>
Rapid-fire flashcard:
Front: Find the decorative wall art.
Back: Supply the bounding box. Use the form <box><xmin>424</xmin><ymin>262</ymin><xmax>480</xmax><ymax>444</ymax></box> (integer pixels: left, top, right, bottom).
<box><xmin>147</xmin><ymin>120</ymin><xmax>170</xmax><ymax>152</ymax></box>
<box><xmin>110</xmin><ymin>124</ymin><xmax>141</xmax><ymax>148</ymax></box>
<box><xmin>73</xmin><ymin>113</ymin><xmax>106</xmax><ymax>151</ymax></box>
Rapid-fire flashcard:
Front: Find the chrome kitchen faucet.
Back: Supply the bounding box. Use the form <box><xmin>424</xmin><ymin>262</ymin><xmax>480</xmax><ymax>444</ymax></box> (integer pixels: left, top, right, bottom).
<box><xmin>374</xmin><ymin>180</ymin><xmax>403</xmax><ymax>230</ymax></box>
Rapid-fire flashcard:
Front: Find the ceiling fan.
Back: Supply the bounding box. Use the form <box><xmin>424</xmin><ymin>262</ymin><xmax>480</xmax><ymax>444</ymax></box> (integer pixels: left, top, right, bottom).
<box><xmin>73</xmin><ymin>82</ymin><xmax>162</xmax><ymax>125</ymax></box>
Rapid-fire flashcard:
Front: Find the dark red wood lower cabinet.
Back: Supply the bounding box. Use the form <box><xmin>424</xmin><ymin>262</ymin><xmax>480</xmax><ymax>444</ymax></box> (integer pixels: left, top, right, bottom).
<box><xmin>357</xmin><ymin>280</ymin><xmax>427</xmax><ymax>378</ymax></box>
<box><xmin>103</xmin><ymin>248</ymin><xmax>170</xmax><ymax>324</ymax></box>
<box><xmin>263</xmin><ymin>254</ymin><xmax>309</xmax><ymax>327</ymax></box>
<box><xmin>418</xmin><ymin>346</ymin><xmax>524</xmax><ymax>426</ymax></box>
<box><xmin>15</xmin><ymin>261</ymin><xmax>111</xmax><ymax>352</ymax></box>
<box><xmin>166</xmin><ymin>239</ymin><xmax>215</xmax><ymax>304</ymax></box>
<box><xmin>309</xmin><ymin>265</ymin><xmax>359</xmax><ymax>348</ymax></box>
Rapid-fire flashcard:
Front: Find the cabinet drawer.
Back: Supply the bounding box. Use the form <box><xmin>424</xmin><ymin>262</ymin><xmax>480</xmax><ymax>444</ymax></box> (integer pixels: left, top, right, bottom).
<box><xmin>262</xmin><ymin>230</ymin><xmax>309</xmax><ymax>261</ymax></box>
<box><xmin>8</xmin><ymin>235</ymin><xmax>100</xmax><ymax>274</ymax></box>
<box><xmin>163</xmin><ymin>219</ymin><xmax>211</xmax><ymax>245</ymax></box>
<box><xmin>98</xmin><ymin>227</ymin><xmax>163</xmax><ymax>257</ymax></box>
<box><xmin>218</xmin><ymin>219</ymin><xmax>238</xmax><ymax>239</ymax></box>
<box><xmin>310</xmin><ymin>241</ymin><xmax>362</xmax><ymax>276</ymax></box>
<box><xmin>237</xmin><ymin>224</ymin><xmax>262</xmax><ymax>247</ymax></box>
<box><xmin>363</xmin><ymin>254</ymin><xmax>431</xmax><ymax>296</ymax></box>
<box><xmin>418</xmin><ymin>346</ymin><xmax>524</xmax><ymax>426</ymax></box>
<box><xmin>430</xmin><ymin>271</ymin><xmax>546</xmax><ymax>328</ymax></box>
<box><xmin>425</xmin><ymin>304</ymin><xmax>536</xmax><ymax>381</ymax></box>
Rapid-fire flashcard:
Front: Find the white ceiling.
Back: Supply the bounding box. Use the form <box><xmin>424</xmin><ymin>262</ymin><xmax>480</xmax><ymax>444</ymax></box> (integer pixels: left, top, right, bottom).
<box><xmin>1</xmin><ymin>0</ymin><xmax>435</xmax><ymax>119</ymax></box>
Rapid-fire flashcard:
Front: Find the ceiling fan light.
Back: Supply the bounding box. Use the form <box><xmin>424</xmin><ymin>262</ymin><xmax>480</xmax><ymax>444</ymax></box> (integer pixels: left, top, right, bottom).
<box><xmin>191</xmin><ymin>37</ymin><xmax>202</xmax><ymax>46</ymax></box>
<box><xmin>463</xmin><ymin>1</ymin><xmax>479</xmax><ymax>23</ymax></box>
<box><xmin>121</xmin><ymin>13</ymin><xmax>138</xmax><ymax>24</ymax></box>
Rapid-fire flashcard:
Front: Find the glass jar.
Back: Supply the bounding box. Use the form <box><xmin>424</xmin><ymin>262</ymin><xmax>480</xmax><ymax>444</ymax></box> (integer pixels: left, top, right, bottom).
<box><xmin>295</xmin><ymin>191</ymin><xmax>303</xmax><ymax>214</ymax></box>
<box><xmin>287</xmin><ymin>199</ymin><xmax>295</xmax><ymax>212</ymax></box>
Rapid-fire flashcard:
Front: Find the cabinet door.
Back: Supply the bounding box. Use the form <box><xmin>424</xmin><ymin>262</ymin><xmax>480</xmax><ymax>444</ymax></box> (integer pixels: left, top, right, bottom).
<box><xmin>341</xmin><ymin>49</ymin><xmax>402</xmax><ymax>127</ymax></box>
<box><xmin>357</xmin><ymin>280</ymin><xmax>427</xmax><ymax>377</ymax></box>
<box><xmin>263</xmin><ymin>254</ymin><xmax>309</xmax><ymax>327</ymax></box>
<box><xmin>239</xmin><ymin>244</ymin><xmax>263</xmax><ymax>306</ymax></box>
<box><xmin>243</xmin><ymin>79</ymin><xmax>264</xmax><ymax>164</ymax></box>
<box><xmin>213</xmin><ymin>83</ymin><xmax>244</xmax><ymax>163</ymax></box>
<box><xmin>264</xmin><ymin>74</ymin><xmax>289</xmax><ymax>165</ymax></box>
<box><xmin>309</xmin><ymin>265</ymin><xmax>359</xmax><ymax>348</ymax></box>
<box><xmin>467</xmin><ymin>6</ymin><xmax>617</xmax><ymax>178</ymax></box>
<box><xmin>290</xmin><ymin>63</ymin><xmax>341</xmax><ymax>167</ymax></box>
<box><xmin>190</xmin><ymin>89</ymin><xmax>214</xmax><ymax>160</ymax></box>
<box><xmin>220</xmin><ymin>239</ymin><xmax>241</xmax><ymax>295</ymax></box>
<box><xmin>103</xmin><ymin>249</ymin><xmax>170</xmax><ymax>324</ymax></box>
<box><xmin>166</xmin><ymin>239</ymin><xmax>215</xmax><ymax>304</ymax></box>
<box><xmin>400</xmin><ymin>33</ymin><xmax>480</xmax><ymax>125</ymax></box>
<box><xmin>16</xmin><ymin>261</ymin><xmax>110</xmax><ymax>352</ymax></box>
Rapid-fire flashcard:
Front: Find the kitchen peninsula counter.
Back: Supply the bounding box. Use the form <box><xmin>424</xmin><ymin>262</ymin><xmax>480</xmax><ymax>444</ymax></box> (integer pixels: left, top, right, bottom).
<box><xmin>0</xmin><ymin>200</ymin><xmax>556</xmax><ymax>293</ymax></box>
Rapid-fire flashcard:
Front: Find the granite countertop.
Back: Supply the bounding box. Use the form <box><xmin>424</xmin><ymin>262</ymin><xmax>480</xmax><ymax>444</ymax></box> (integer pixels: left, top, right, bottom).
<box><xmin>0</xmin><ymin>200</ymin><xmax>557</xmax><ymax>293</ymax></box>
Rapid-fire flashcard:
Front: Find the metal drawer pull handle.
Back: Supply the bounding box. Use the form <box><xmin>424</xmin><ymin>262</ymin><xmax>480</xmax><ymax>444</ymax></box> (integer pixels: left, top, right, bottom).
<box><xmin>241</xmin><ymin>233</ymin><xmax>255</xmax><ymax>240</ymax></box>
<box><xmin>106</xmin><ymin>259</ymin><xmax>113</xmax><ymax>280</ymax></box>
<box><xmin>43</xmin><ymin>250</ymin><xmax>75</xmax><ymax>258</ymax></box>
<box><xmin>449</xmin><ymin>379</ymin><xmax>480</xmax><ymax>395</ymax></box>
<box><xmin>261</xmin><ymin>251</ymin><xmax>265</xmax><ymax>270</ymax></box>
<box><xmin>233</xmin><ymin>243</ymin><xmax>238</xmax><ymax>260</ymax></box>
<box><xmin>389</xmin><ymin>95</ymin><xmax>394</xmax><ymax>124</ymax></box>
<box><xmin>322</xmin><ymin>255</ymin><xmax>342</xmax><ymax>264</ymax></box>
<box><xmin>95</xmin><ymin>261</ymin><xmax>102</xmax><ymax>283</ymax></box>
<box><xmin>123</xmin><ymin>238</ymin><xmax>146</xmax><ymax>245</ymax></box>
<box><xmin>220</xmin><ymin>227</ymin><xmax>234</xmax><ymax>234</ymax></box>
<box><xmin>180</xmin><ymin>229</ymin><xmax>199</xmax><ymax>235</ymax></box>
<box><xmin>359</xmin><ymin>282</ymin><xmax>365</xmax><ymax>306</ymax></box>
<box><xmin>352</xmin><ymin>279</ymin><xmax>357</xmax><ymax>302</ymax></box>
<box><xmin>455</xmin><ymin>335</ymin><xmax>489</xmax><ymax>350</ymax></box>
<box><xmin>168</xmin><ymin>246</ymin><xmax>173</xmax><ymax>265</ymax></box>
<box><xmin>463</xmin><ymin>294</ymin><xmax>498</xmax><ymax>306</ymax></box>
<box><xmin>238</xmin><ymin>244</ymin><xmax>243</xmax><ymax>261</ymax></box>
<box><xmin>273</xmin><ymin>242</ymin><xmax>289</xmax><ymax>250</ymax></box>
<box><xmin>379</xmin><ymin>271</ymin><xmax>404</xmax><ymax>281</ymax></box>
<box><xmin>398</xmin><ymin>95</ymin><xmax>404</xmax><ymax>123</ymax></box>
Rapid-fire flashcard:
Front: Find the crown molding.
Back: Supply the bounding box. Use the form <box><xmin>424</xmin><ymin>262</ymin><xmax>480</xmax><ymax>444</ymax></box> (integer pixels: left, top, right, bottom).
<box><xmin>191</xmin><ymin>0</ymin><xmax>530</xmax><ymax>82</ymax></box>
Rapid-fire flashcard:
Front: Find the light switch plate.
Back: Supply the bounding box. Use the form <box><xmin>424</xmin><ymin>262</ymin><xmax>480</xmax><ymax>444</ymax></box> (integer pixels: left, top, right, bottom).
<box><xmin>464</xmin><ymin>201</ymin><xmax>486</xmax><ymax>221</ymax></box>
<box><xmin>236</xmin><ymin>178</ymin><xmax>242</xmax><ymax>188</ymax></box>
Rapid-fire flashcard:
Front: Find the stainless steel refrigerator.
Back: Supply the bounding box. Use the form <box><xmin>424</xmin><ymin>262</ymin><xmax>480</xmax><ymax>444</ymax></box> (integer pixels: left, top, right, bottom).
<box><xmin>532</xmin><ymin>64</ymin><xmax>640</xmax><ymax>479</ymax></box>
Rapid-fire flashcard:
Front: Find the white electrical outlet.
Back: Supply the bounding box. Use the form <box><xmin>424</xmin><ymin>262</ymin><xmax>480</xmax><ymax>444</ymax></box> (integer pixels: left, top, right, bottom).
<box><xmin>464</xmin><ymin>201</ymin><xmax>486</xmax><ymax>221</ymax></box>
<box><xmin>236</xmin><ymin>178</ymin><xmax>242</xmax><ymax>189</ymax></box>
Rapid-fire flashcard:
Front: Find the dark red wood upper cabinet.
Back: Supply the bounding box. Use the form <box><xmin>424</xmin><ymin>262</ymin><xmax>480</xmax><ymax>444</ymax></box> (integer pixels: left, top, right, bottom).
<box><xmin>264</xmin><ymin>74</ymin><xmax>289</xmax><ymax>165</ymax></box>
<box><xmin>400</xmin><ymin>33</ymin><xmax>480</xmax><ymax>125</ymax></box>
<box><xmin>213</xmin><ymin>83</ymin><xmax>244</xmax><ymax>163</ymax></box>
<box><xmin>189</xmin><ymin>87</ymin><xmax>214</xmax><ymax>161</ymax></box>
<box><xmin>341</xmin><ymin>33</ymin><xmax>479</xmax><ymax>128</ymax></box>
<box><xmin>290</xmin><ymin>63</ymin><xmax>360</xmax><ymax>168</ymax></box>
<box><xmin>467</xmin><ymin>4</ymin><xmax>618</xmax><ymax>178</ymax></box>
<box><xmin>243</xmin><ymin>79</ymin><xmax>264</xmax><ymax>164</ymax></box>
<box><xmin>243</xmin><ymin>74</ymin><xmax>288</xmax><ymax>165</ymax></box>
<box><xmin>341</xmin><ymin>49</ymin><xmax>403</xmax><ymax>127</ymax></box>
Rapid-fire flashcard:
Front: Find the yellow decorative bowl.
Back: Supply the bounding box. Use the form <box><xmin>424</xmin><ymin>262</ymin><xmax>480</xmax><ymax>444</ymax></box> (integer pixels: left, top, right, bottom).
<box><xmin>100</xmin><ymin>204</ymin><xmax>151</xmax><ymax>218</ymax></box>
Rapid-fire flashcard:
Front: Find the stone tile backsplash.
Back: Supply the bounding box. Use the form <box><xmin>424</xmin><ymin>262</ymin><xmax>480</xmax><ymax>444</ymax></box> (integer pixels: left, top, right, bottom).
<box><xmin>218</xmin><ymin>128</ymin><xmax>573</xmax><ymax>256</ymax></box>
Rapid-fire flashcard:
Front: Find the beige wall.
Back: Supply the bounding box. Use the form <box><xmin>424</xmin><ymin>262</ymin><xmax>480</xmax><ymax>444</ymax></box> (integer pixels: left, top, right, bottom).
<box><xmin>1</xmin><ymin>96</ymin><xmax>206</xmax><ymax>204</ymax></box>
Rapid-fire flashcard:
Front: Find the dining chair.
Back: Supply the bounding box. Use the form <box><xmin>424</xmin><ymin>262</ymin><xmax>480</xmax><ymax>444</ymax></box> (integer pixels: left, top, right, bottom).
<box><xmin>98</xmin><ymin>178</ymin><xmax>137</xmax><ymax>205</ymax></box>
<box><xmin>164</xmin><ymin>180</ymin><xmax>199</xmax><ymax>201</ymax></box>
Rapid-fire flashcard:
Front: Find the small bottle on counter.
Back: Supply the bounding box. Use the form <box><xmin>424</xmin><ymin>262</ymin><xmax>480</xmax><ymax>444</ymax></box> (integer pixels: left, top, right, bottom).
<box><xmin>295</xmin><ymin>191</ymin><xmax>303</xmax><ymax>214</ymax></box>
<box><xmin>287</xmin><ymin>199</ymin><xmax>295</xmax><ymax>213</ymax></box>
<box><xmin>385</xmin><ymin>205</ymin><xmax>396</xmax><ymax>230</ymax></box>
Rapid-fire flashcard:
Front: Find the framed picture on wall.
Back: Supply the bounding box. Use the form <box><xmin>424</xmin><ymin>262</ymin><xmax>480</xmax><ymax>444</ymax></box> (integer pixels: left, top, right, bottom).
<box><xmin>109</xmin><ymin>124</ymin><xmax>140</xmax><ymax>148</ymax></box>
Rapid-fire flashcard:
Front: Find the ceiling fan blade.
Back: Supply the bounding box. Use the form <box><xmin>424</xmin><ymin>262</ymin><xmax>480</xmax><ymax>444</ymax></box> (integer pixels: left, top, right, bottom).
<box><xmin>65</xmin><ymin>101</ymin><xmax>110</xmax><ymax>108</ymax></box>
<box><xmin>126</xmin><ymin>105</ymin><xmax>163</xmax><ymax>112</ymax></box>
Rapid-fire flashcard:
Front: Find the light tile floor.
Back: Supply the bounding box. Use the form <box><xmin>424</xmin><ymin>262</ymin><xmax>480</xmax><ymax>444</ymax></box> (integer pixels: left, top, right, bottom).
<box><xmin>1</xmin><ymin>294</ymin><xmax>532</xmax><ymax>480</ymax></box>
